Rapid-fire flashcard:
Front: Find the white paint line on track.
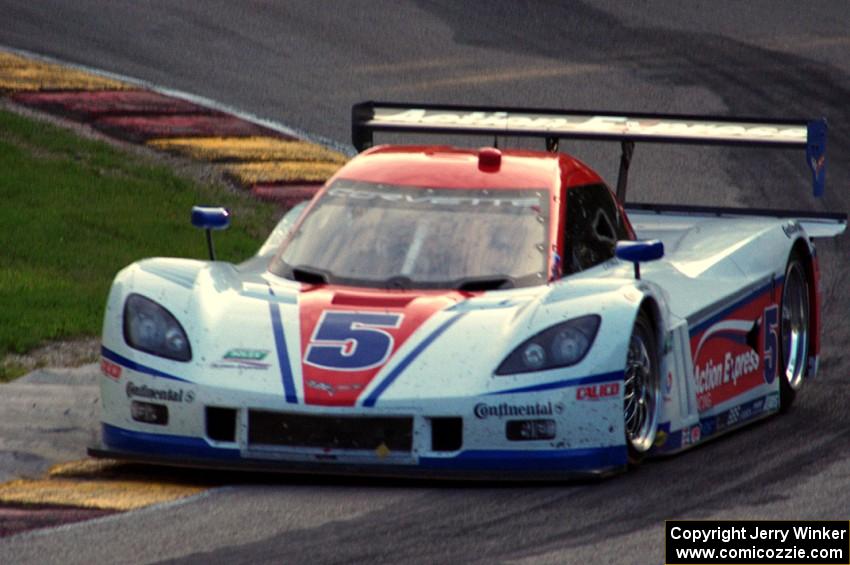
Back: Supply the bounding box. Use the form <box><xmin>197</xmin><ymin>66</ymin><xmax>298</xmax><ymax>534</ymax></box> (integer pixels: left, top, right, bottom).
<box><xmin>0</xmin><ymin>44</ymin><xmax>356</xmax><ymax>156</ymax></box>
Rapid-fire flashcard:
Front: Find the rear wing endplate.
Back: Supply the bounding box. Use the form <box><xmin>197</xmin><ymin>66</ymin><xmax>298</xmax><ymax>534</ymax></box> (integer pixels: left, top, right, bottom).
<box><xmin>352</xmin><ymin>102</ymin><xmax>827</xmax><ymax>200</ymax></box>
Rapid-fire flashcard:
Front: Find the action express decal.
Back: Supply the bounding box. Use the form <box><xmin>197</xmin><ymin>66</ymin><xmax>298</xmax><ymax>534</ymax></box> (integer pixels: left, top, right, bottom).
<box><xmin>690</xmin><ymin>285</ymin><xmax>780</xmax><ymax>412</ymax></box>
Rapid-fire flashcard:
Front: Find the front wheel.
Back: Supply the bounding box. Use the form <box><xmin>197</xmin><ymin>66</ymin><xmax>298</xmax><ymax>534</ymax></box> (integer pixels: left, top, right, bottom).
<box><xmin>779</xmin><ymin>253</ymin><xmax>810</xmax><ymax>411</ymax></box>
<box><xmin>624</xmin><ymin>311</ymin><xmax>660</xmax><ymax>465</ymax></box>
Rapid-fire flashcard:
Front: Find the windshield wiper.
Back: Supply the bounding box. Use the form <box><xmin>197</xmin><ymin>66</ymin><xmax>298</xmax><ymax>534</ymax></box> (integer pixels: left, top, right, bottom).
<box><xmin>455</xmin><ymin>275</ymin><xmax>516</xmax><ymax>291</ymax></box>
<box><xmin>290</xmin><ymin>265</ymin><xmax>331</xmax><ymax>284</ymax></box>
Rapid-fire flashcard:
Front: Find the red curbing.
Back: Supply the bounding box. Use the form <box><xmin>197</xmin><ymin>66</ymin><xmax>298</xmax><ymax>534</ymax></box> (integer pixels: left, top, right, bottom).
<box><xmin>0</xmin><ymin>504</ymin><xmax>117</xmax><ymax>538</ymax></box>
<box><xmin>10</xmin><ymin>90</ymin><xmax>221</xmax><ymax>121</ymax></box>
<box><xmin>93</xmin><ymin>114</ymin><xmax>290</xmax><ymax>143</ymax></box>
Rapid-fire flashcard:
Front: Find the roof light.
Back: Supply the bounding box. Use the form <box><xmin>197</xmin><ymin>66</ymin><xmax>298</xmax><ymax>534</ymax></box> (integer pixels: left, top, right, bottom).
<box><xmin>478</xmin><ymin>147</ymin><xmax>501</xmax><ymax>170</ymax></box>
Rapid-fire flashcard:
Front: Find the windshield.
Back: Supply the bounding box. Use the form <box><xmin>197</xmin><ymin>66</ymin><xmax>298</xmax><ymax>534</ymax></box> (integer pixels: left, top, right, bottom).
<box><xmin>271</xmin><ymin>180</ymin><xmax>550</xmax><ymax>289</ymax></box>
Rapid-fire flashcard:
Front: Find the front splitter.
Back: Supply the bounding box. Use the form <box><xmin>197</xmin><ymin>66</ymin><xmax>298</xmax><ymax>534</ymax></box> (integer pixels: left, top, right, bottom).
<box><xmin>87</xmin><ymin>444</ymin><xmax>623</xmax><ymax>482</ymax></box>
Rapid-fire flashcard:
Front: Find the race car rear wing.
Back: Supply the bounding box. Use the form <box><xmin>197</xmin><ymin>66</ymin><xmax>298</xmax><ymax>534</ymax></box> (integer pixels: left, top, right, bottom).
<box><xmin>625</xmin><ymin>202</ymin><xmax>846</xmax><ymax>239</ymax></box>
<box><xmin>352</xmin><ymin>101</ymin><xmax>827</xmax><ymax>202</ymax></box>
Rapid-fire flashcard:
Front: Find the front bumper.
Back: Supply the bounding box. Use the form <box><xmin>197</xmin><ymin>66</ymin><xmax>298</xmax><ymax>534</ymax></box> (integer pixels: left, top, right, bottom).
<box><xmin>89</xmin><ymin>423</ymin><xmax>625</xmax><ymax>480</ymax></box>
<box><xmin>96</xmin><ymin>350</ymin><xmax>628</xmax><ymax>478</ymax></box>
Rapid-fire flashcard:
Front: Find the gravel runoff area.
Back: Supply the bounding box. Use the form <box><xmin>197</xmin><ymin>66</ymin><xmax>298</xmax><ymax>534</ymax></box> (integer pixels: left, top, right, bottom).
<box><xmin>0</xmin><ymin>362</ymin><xmax>100</xmax><ymax>484</ymax></box>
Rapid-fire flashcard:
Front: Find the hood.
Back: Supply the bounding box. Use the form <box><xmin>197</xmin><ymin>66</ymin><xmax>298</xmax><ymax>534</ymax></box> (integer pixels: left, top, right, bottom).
<box><xmin>185</xmin><ymin>262</ymin><xmax>548</xmax><ymax>406</ymax></box>
<box><xmin>120</xmin><ymin>258</ymin><xmax>631</xmax><ymax>408</ymax></box>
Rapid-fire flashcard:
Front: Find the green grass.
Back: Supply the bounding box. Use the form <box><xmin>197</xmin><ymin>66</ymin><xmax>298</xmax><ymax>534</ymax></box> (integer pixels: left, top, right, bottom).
<box><xmin>0</xmin><ymin>108</ymin><xmax>279</xmax><ymax>370</ymax></box>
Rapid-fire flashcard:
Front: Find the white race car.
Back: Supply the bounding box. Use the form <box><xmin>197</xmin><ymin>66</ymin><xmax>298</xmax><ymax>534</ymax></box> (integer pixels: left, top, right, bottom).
<box><xmin>90</xmin><ymin>103</ymin><xmax>845</xmax><ymax>478</ymax></box>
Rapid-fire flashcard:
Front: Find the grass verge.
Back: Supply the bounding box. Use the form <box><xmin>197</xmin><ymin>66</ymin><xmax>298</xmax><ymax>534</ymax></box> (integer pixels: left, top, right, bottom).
<box><xmin>0</xmin><ymin>108</ymin><xmax>279</xmax><ymax>380</ymax></box>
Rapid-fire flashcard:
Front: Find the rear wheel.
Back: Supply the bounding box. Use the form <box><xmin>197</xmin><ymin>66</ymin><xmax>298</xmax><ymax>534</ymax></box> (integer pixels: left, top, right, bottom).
<box><xmin>779</xmin><ymin>253</ymin><xmax>810</xmax><ymax>411</ymax></box>
<box><xmin>624</xmin><ymin>311</ymin><xmax>660</xmax><ymax>465</ymax></box>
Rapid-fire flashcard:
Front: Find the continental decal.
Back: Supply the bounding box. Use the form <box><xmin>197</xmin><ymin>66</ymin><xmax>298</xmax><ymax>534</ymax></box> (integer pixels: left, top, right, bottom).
<box><xmin>474</xmin><ymin>401</ymin><xmax>564</xmax><ymax>419</ymax></box>
<box><xmin>126</xmin><ymin>382</ymin><xmax>193</xmax><ymax>403</ymax></box>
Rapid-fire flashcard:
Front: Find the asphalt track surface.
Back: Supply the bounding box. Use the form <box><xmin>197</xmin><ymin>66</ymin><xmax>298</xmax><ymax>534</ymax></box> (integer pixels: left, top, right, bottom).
<box><xmin>2</xmin><ymin>2</ymin><xmax>850</xmax><ymax>563</ymax></box>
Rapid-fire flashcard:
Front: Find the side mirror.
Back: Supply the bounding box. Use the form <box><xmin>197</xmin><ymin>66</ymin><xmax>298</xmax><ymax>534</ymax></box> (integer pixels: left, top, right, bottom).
<box><xmin>191</xmin><ymin>206</ymin><xmax>230</xmax><ymax>260</ymax></box>
<box><xmin>615</xmin><ymin>240</ymin><xmax>664</xmax><ymax>280</ymax></box>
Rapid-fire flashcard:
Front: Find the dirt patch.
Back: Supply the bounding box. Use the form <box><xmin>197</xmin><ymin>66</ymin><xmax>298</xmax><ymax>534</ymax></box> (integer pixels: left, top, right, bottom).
<box><xmin>2</xmin><ymin>338</ymin><xmax>101</xmax><ymax>381</ymax></box>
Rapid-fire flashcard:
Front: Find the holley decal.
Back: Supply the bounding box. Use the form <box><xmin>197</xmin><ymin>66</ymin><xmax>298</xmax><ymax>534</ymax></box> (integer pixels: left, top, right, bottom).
<box><xmin>211</xmin><ymin>348</ymin><xmax>271</xmax><ymax>370</ymax></box>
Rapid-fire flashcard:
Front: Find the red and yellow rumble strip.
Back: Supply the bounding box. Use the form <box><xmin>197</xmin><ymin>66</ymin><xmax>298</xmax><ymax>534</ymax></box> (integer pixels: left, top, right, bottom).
<box><xmin>0</xmin><ymin>52</ymin><xmax>129</xmax><ymax>92</ymax></box>
<box><xmin>0</xmin><ymin>48</ymin><xmax>348</xmax><ymax>517</ymax></box>
<box><xmin>150</xmin><ymin>136</ymin><xmax>346</xmax><ymax>202</ymax></box>
<box><xmin>0</xmin><ymin>49</ymin><xmax>348</xmax><ymax>204</ymax></box>
<box><xmin>0</xmin><ymin>460</ymin><xmax>207</xmax><ymax>511</ymax></box>
<box><xmin>148</xmin><ymin>136</ymin><xmax>347</xmax><ymax>163</ymax></box>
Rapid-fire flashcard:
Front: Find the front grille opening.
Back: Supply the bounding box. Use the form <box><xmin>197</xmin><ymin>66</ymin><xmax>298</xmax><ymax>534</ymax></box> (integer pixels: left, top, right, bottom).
<box><xmin>248</xmin><ymin>411</ymin><xmax>413</xmax><ymax>451</ymax></box>
<box><xmin>430</xmin><ymin>417</ymin><xmax>462</xmax><ymax>452</ymax></box>
<box><xmin>206</xmin><ymin>407</ymin><xmax>238</xmax><ymax>442</ymax></box>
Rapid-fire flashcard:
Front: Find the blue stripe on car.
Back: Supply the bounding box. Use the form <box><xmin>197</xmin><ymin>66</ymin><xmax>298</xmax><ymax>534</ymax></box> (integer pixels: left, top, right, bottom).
<box><xmin>420</xmin><ymin>445</ymin><xmax>626</xmax><ymax>472</ymax></box>
<box><xmin>101</xmin><ymin>346</ymin><xmax>192</xmax><ymax>383</ymax></box>
<box><xmin>362</xmin><ymin>312</ymin><xmax>466</xmax><ymax>407</ymax></box>
<box><xmin>268</xmin><ymin>288</ymin><xmax>298</xmax><ymax>404</ymax></box>
<box><xmin>102</xmin><ymin>423</ymin><xmax>241</xmax><ymax>460</ymax></box>
<box><xmin>488</xmin><ymin>370</ymin><xmax>623</xmax><ymax>396</ymax></box>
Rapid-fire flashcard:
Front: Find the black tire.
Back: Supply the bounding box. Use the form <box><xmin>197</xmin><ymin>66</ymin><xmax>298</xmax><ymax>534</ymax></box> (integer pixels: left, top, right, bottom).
<box><xmin>778</xmin><ymin>251</ymin><xmax>811</xmax><ymax>412</ymax></box>
<box><xmin>624</xmin><ymin>310</ymin><xmax>660</xmax><ymax>465</ymax></box>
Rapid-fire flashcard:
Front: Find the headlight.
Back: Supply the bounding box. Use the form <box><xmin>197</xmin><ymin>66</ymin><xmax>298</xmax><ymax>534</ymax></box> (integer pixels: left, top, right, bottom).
<box><xmin>496</xmin><ymin>315</ymin><xmax>600</xmax><ymax>375</ymax></box>
<box><xmin>123</xmin><ymin>294</ymin><xmax>192</xmax><ymax>362</ymax></box>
